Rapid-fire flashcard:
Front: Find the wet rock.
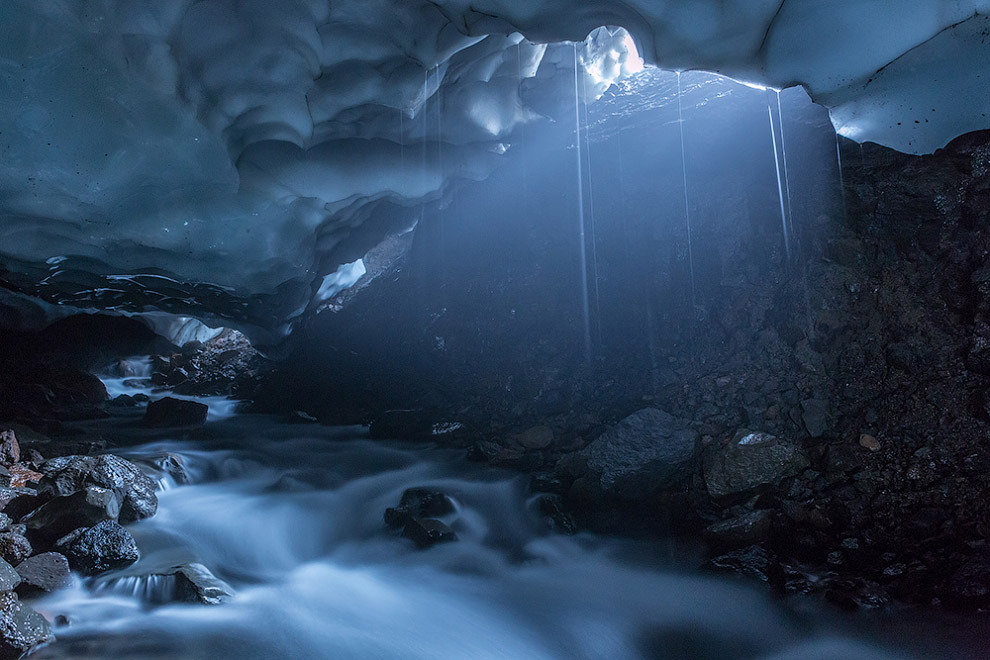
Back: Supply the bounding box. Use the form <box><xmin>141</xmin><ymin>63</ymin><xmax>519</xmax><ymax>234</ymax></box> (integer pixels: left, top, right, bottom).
<box><xmin>708</xmin><ymin>545</ymin><xmax>774</xmax><ymax>582</ymax></box>
<box><xmin>0</xmin><ymin>490</ymin><xmax>38</xmax><ymax>522</ymax></box>
<box><xmin>14</xmin><ymin>552</ymin><xmax>70</xmax><ymax>598</ymax></box>
<box><xmin>153</xmin><ymin>454</ymin><xmax>189</xmax><ymax>486</ymax></box>
<box><xmin>23</xmin><ymin>486</ymin><xmax>122</xmax><ymax>547</ymax></box>
<box><xmin>170</xmin><ymin>563</ymin><xmax>235</xmax><ymax>605</ymax></box>
<box><xmin>704</xmin><ymin>510</ymin><xmax>774</xmax><ymax>549</ymax></box>
<box><xmin>0</xmin><ymin>534</ymin><xmax>32</xmax><ymax>567</ymax></box>
<box><xmin>56</xmin><ymin>520</ymin><xmax>139</xmax><ymax>575</ymax></box>
<box><xmin>38</xmin><ymin>454</ymin><xmax>158</xmax><ymax>523</ymax></box>
<box><xmin>0</xmin><ymin>431</ymin><xmax>19</xmax><ymax>468</ymax></box>
<box><xmin>0</xmin><ymin>558</ymin><xmax>21</xmax><ymax>592</ymax></box>
<box><xmin>143</xmin><ymin>397</ymin><xmax>208</xmax><ymax>427</ymax></box>
<box><xmin>384</xmin><ymin>488</ymin><xmax>455</xmax><ymax>529</ymax></box>
<box><xmin>579</xmin><ymin>408</ymin><xmax>697</xmax><ymax>499</ymax></box>
<box><xmin>800</xmin><ymin>399</ymin><xmax>831</xmax><ymax>438</ymax></box>
<box><xmin>704</xmin><ymin>432</ymin><xmax>809</xmax><ymax>499</ymax></box>
<box><xmin>0</xmin><ymin>591</ymin><xmax>53</xmax><ymax>658</ymax></box>
<box><xmin>536</xmin><ymin>495</ymin><xmax>577</xmax><ymax>535</ymax></box>
<box><xmin>401</xmin><ymin>517</ymin><xmax>457</xmax><ymax>549</ymax></box>
<box><xmin>514</xmin><ymin>426</ymin><xmax>554</xmax><ymax>450</ymax></box>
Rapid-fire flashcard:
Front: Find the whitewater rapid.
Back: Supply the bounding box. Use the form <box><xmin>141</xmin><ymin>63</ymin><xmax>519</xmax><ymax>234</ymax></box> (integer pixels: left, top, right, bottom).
<box><xmin>26</xmin><ymin>415</ymin><xmax>985</xmax><ymax>660</ymax></box>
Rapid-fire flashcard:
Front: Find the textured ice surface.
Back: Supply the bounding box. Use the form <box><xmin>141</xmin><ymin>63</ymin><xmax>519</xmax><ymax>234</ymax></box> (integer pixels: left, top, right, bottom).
<box><xmin>1</xmin><ymin>0</ymin><xmax>987</xmax><ymax>333</ymax></box>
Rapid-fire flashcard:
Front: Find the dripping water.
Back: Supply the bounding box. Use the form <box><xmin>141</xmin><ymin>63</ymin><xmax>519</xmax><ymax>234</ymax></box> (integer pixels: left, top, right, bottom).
<box><xmin>676</xmin><ymin>72</ymin><xmax>697</xmax><ymax>306</ymax></box>
<box><xmin>835</xmin><ymin>132</ymin><xmax>849</xmax><ymax>220</ymax></box>
<box><xmin>775</xmin><ymin>91</ymin><xmax>795</xmax><ymax>242</ymax></box>
<box><xmin>573</xmin><ymin>44</ymin><xmax>592</xmax><ymax>362</ymax></box>
<box><xmin>766</xmin><ymin>89</ymin><xmax>791</xmax><ymax>260</ymax></box>
<box><xmin>580</xmin><ymin>70</ymin><xmax>602</xmax><ymax>350</ymax></box>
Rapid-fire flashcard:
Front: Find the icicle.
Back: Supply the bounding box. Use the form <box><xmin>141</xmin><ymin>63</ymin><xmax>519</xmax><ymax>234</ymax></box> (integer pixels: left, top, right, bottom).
<box><xmin>766</xmin><ymin>89</ymin><xmax>790</xmax><ymax>260</ymax></box>
<box><xmin>573</xmin><ymin>44</ymin><xmax>592</xmax><ymax>362</ymax></box>
<box><xmin>676</xmin><ymin>72</ymin><xmax>697</xmax><ymax>305</ymax></box>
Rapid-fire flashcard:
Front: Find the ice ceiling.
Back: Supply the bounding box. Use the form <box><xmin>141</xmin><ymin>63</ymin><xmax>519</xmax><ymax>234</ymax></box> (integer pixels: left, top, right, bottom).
<box><xmin>1</xmin><ymin>1</ymin><xmax>988</xmax><ymax>339</ymax></box>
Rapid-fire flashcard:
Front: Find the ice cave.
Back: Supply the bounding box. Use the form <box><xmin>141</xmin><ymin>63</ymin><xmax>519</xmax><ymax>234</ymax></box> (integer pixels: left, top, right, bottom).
<box><xmin>1</xmin><ymin>1</ymin><xmax>989</xmax><ymax>658</ymax></box>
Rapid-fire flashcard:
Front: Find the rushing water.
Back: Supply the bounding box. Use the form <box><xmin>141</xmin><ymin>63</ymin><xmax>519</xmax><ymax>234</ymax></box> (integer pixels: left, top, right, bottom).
<box><xmin>27</xmin><ymin>414</ymin><xmax>988</xmax><ymax>660</ymax></box>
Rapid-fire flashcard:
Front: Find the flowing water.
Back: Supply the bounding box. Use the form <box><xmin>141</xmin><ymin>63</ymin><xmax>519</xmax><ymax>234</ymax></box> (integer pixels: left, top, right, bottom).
<box><xmin>27</xmin><ymin>411</ymin><xmax>989</xmax><ymax>660</ymax></box>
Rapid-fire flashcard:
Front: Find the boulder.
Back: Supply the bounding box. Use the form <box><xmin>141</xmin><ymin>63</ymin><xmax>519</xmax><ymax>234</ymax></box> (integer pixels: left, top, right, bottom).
<box><xmin>579</xmin><ymin>408</ymin><xmax>697</xmax><ymax>499</ymax></box>
<box><xmin>0</xmin><ymin>558</ymin><xmax>21</xmax><ymax>592</ymax></box>
<box><xmin>384</xmin><ymin>488</ymin><xmax>455</xmax><ymax>529</ymax></box>
<box><xmin>38</xmin><ymin>454</ymin><xmax>157</xmax><ymax>523</ymax></box>
<box><xmin>0</xmin><ymin>534</ymin><xmax>32</xmax><ymax>567</ymax></box>
<box><xmin>0</xmin><ymin>489</ymin><xmax>39</xmax><ymax>521</ymax></box>
<box><xmin>24</xmin><ymin>487</ymin><xmax>122</xmax><ymax>546</ymax></box>
<box><xmin>0</xmin><ymin>592</ymin><xmax>53</xmax><ymax>659</ymax></box>
<box><xmin>800</xmin><ymin>399</ymin><xmax>831</xmax><ymax>438</ymax></box>
<box><xmin>14</xmin><ymin>553</ymin><xmax>70</xmax><ymax>598</ymax></box>
<box><xmin>56</xmin><ymin>520</ymin><xmax>139</xmax><ymax>576</ymax></box>
<box><xmin>143</xmin><ymin>397</ymin><xmax>208</xmax><ymax>427</ymax></box>
<box><xmin>514</xmin><ymin>426</ymin><xmax>554</xmax><ymax>450</ymax></box>
<box><xmin>0</xmin><ymin>432</ymin><xmax>18</xmax><ymax>468</ymax></box>
<box><xmin>6</xmin><ymin>466</ymin><xmax>42</xmax><ymax>490</ymax></box>
<box><xmin>401</xmin><ymin>517</ymin><xmax>457</xmax><ymax>549</ymax></box>
<box><xmin>170</xmin><ymin>563</ymin><xmax>234</xmax><ymax>605</ymax></box>
<box><xmin>704</xmin><ymin>432</ymin><xmax>810</xmax><ymax>499</ymax></box>
<box><xmin>704</xmin><ymin>510</ymin><xmax>774</xmax><ymax>549</ymax></box>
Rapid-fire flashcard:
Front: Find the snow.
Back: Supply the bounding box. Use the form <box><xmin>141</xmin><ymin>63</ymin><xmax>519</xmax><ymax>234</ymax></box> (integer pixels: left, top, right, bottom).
<box><xmin>0</xmin><ymin>0</ymin><xmax>987</xmax><ymax>334</ymax></box>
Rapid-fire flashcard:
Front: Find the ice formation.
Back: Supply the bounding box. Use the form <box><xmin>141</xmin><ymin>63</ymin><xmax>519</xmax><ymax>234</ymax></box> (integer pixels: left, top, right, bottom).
<box><xmin>1</xmin><ymin>0</ymin><xmax>987</xmax><ymax>336</ymax></box>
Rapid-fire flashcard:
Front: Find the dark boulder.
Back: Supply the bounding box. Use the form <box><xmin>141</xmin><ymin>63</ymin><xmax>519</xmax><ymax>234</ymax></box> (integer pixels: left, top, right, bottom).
<box><xmin>578</xmin><ymin>408</ymin><xmax>697</xmax><ymax>499</ymax></box>
<box><xmin>0</xmin><ymin>558</ymin><xmax>21</xmax><ymax>592</ymax></box>
<box><xmin>143</xmin><ymin>397</ymin><xmax>208</xmax><ymax>427</ymax></box>
<box><xmin>384</xmin><ymin>488</ymin><xmax>455</xmax><ymax>529</ymax></box>
<box><xmin>14</xmin><ymin>553</ymin><xmax>70</xmax><ymax>598</ymax></box>
<box><xmin>38</xmin><ymin>454</ymin><xmax>158</xmax><ymax>523</ymax></box>
<box><xmin>703</xmin><ymin>432</ymin><xmax>809</xmax><ymax>499</ymax></box>
<box><xmin>0</xmin><ymin>533</ymin><xmax>32</xmax><ymax>567</ymax></box>
<box><xmin>23</xmin><ymin>487</ymin><xmax>121</xmax><ymax>547</ymax></box>
<box><xmin>0</xmin><ymin>489</ymin><xmax>39</xmax><ymax>522</ymax></box>
<box><xmin>0</xmin><ymin>431</ymin><xmax>19</xmax><ymax>468</ymax></box>
<box><xmin>56</xmin><ymin>520</ymin><xmax>139</xmax><ymax>576</ymax></box>
<box><xmin>704</xmin><ymin>510</ymin><xmax>774</xmax><ymax>550</ymax></box>
<box><xmin>0</xmin><ymin>592</ymin><xmax>53</xmax><ymax>659</ymax></box>
<box><xmin>401</xmin><ymin>517</ymin><xmax>457</xmax><ymax>549</ymax></box>
<box><xmin>170</xmin><ymin>563</ymin><xmax>234</xmax><ymax>605</ymax></box>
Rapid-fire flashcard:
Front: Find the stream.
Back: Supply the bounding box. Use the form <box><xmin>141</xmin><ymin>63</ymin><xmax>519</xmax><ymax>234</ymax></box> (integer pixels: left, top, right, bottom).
<box><xmin>27</xmin><ymin>411</ymin><xmax>989</xmax><ymax>660</ymax></box>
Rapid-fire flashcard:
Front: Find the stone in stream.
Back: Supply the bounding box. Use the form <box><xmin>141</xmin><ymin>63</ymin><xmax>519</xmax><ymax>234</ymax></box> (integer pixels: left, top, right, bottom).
<box><xmin>401</xmin><ymin>517</ymin><xmax>457</xmax><ymax>549</ymax></box>
<box><xmin>143</xmin><ymin>397</ymin><xmax>208</xmax><ymax>427</ymax></box>
<box><xmin>384</xmin><ymin>488</ymin><xmax>455</xmax><ymax>529</ymax></box>
<box><xmin>55</xmin><ymin>520</ymin><xmax>139</xmax><ymax>576</ymax></box>
<box><xmin>703</xmin><ymin>432</ymin><xmax>809</xmax><ymax>500</ymax></box>
<box><xmin>0</xmin><ymin>533</ymin><xmax>32</xmax><ymax>567</ymax></box>
<box><xmin>577</xmin><ymin>408</ymin><xmax>697</xmax><ymax>499</ymax></box>
<box><xmin>15</xmin><ymin>552</ymin><xmax>71</xmax><ymax>598</ymax></box>
<box><xmin>23</xmin><ymin>487</ymin><xmax>122</xmax><ymax>547</ymax></box>
<box><xmin>0</xmin><ymin>591</ymin><xmax>53</xmax><ymax>659</ymax></box>
<box><xmin>37</xmin><ymin>454</ymin><xmax>158</xmax><ymax>523</ymax></box>
<box><xmin>99</xmin><ymin>563</ymin><xmax>235</xmax><ymax>606</ymax></box>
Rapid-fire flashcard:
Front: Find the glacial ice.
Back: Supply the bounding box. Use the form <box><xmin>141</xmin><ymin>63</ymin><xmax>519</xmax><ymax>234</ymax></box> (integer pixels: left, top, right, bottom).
<box><xmin>1</xmin><ymin>0</ymin><xmax>987</xmax><ymax>335</ymax></box>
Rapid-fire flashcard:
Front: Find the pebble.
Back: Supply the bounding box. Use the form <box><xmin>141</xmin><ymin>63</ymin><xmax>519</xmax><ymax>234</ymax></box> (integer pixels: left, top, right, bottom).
<box><xmin>859</xmin><ymin>433</ymin><xmax>881</xmax><ymax>452</ymax></box>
